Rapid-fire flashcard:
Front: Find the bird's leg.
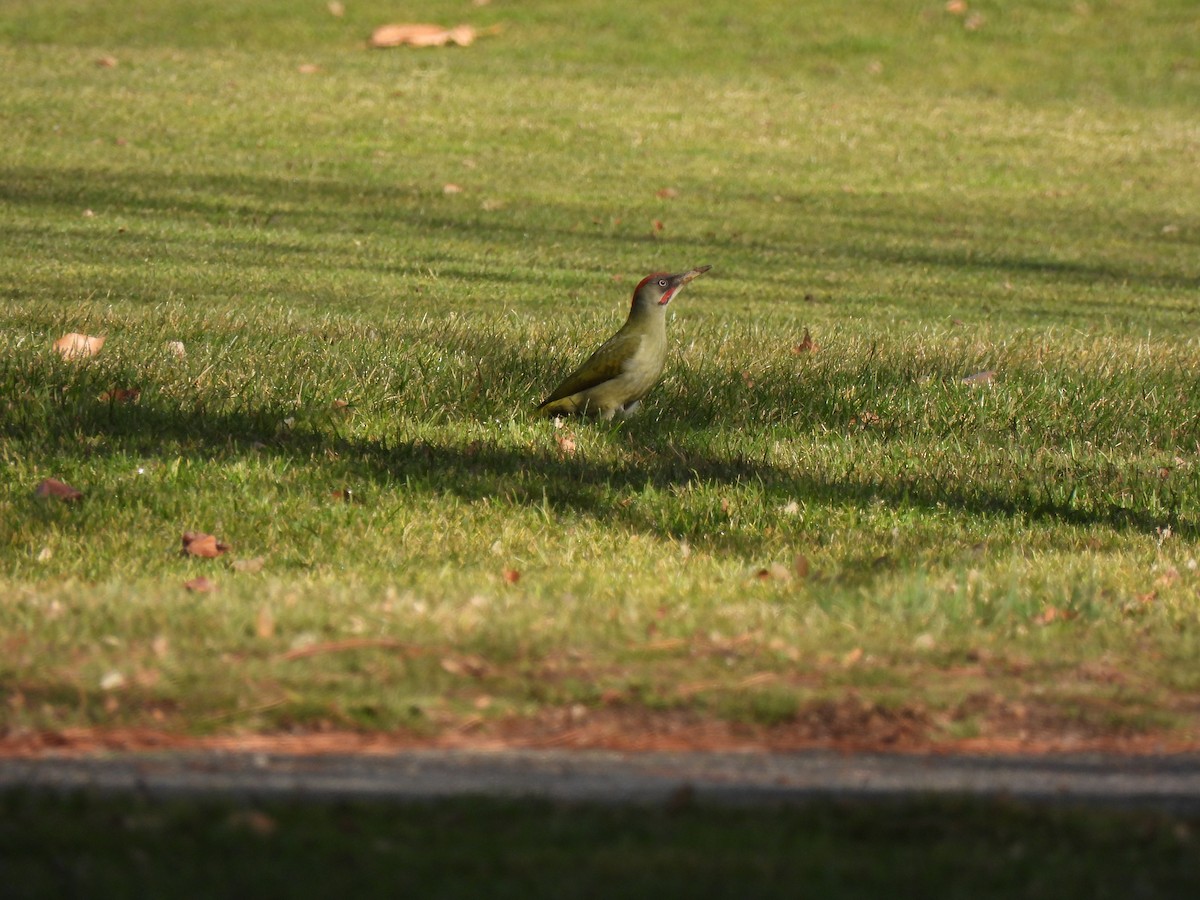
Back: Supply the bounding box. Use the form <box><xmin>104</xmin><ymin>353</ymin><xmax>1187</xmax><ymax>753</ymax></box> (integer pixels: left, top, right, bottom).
<box><xmin>614</xmin><ymin>401</ymin><xmax>641</xmax><ymax>420</ymax></box>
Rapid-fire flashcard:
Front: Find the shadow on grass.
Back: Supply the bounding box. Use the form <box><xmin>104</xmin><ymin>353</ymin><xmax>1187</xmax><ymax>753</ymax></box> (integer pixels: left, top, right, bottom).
<box><xmin>5</xmin><ymin>382</ymin><xmax>1193</xmax><ymax>553</ymax></box>
<box><xmin>4</xmin><ymin>165</ymin><xmax>1195</xmax><ymax>546</ymax></box>
<box><xmin>5</xmin><ymin>789</ymin><xmax>1197</xmax><ymax>900</ymax></box>
<box><xmin>4</xmin><ymin>166</ymin><xmax>1197</xmax><ymax>296</ymax></box>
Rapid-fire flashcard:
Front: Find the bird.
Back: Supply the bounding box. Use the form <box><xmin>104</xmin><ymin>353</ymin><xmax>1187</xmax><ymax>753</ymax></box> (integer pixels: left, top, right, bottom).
<box><xmin>538</xmin><ymin>265</ymin><xmax>711</xmax><ymax>419</ymax></box>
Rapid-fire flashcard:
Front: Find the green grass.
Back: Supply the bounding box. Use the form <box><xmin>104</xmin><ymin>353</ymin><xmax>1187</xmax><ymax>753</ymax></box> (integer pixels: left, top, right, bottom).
<box><xmin>1</xmin><ymin>0</ymin><xmax>1198</xmax><ymax>744</ymax></box>
<box><xmin>3</xmin><ymin>790</ymin><xmax>1199</xmax><ymax>899</ymax></box>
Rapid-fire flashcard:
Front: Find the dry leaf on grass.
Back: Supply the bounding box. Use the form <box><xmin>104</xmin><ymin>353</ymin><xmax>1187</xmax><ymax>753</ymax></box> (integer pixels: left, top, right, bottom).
<box><xmin>555</xmin><ymin>433</ymin><xmax>577</xmax><ymax>456</ymax></box>
<box><xmin>166</xmin><ymin>340</ymin><xmax>186</xmax><ymax>358</ymax></box>
<box><xmin>442</xmin><ymin>182</ymin><xmax>464</xmax><ymax>194</ymax></box>
<box><xmin>152</xmin><ymin>634</ymin><xmax>170</xmax><ymax>659</ymax></box>
<box><xmin>184</xmin><ymin>576</ymin><xmax>215</xmax><ymax>593</ymax></box>
<box><xmin>792</xmin><ymin>327</ymin><xmax>817</xmax><ymax>354</ymax></box>
<box><xmin>753</xmin><ymin>564</ymin><xmax>792</xmax><ymax>582</ymax></box>
<box><xmin>369</xmin><ymin>23</ymin><xmax>478</xmax><ymax>48</ymax></box>
<box><xmin>35</xmin><ymin>478</ymin><xmax>83</xmax><ymax>502</ymax></box>
<box><xmin>181</xmin><ymin>531</ymin><xmax>230</xmax><ymax>558</ymax></box>
<box><xmin>227</xmin><ymin>810</ymin><xmax>276</xmax><ymax>837</ymax></box>
<box><xmin>297</xmin><ymin>63</ymin><xmax>321</xmax><ymax>75</ymax></box>
<box><xmin>1033</xmin><ymin>606</ymin><xmax>1074</xmax><ymax>626</ymax></box>
<box><xmin>53</xmin><ymin>333</ymin><xmax>105</xmax><ymax>359</ymax></box>
<box><xmin>502</xmin><ymin>568</ymin><xmax>521</xmax><ymax>585</ymax></box>
<box><xmin>655</xmin><ymin>187</ymin><xmax>679</xmax><ymax>199</ymax></box>
<box><xmin>99</xmin><ymin>387</ymin><xmax>141</xmax><ymax>404</ymax></box>
<box><xmin>255</xmin><ymin>606</ymin><xmax>275</xmax><ymax>639</ymax></box>
<box><xmin>95</xmin><ymin>55</ymin><xmax>118</xmax><ymax>68</ymax></box>
<box><xmin>794</xmin><ymin>553</ymin><xmax>811</xmax><ymax>579</ymax></box>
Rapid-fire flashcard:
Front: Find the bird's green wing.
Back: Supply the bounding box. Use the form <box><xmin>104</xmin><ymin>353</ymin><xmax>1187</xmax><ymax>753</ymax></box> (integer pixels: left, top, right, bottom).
<box><xmin>538</xmin><ymin>331</ymin><xmax>640</xmax><ymax>408</ymax></box>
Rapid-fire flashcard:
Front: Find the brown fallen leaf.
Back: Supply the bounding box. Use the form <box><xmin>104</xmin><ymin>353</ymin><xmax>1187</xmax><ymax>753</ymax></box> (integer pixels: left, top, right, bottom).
<box><xmin>35</xmin><ymin>478</ymin><xmax>83</xmax><ymax>502</ymax></box>
<box><xmin>842</xmin><ymin>646</ymin><xmax>864</xmax><ymax>666</ymax></box>
<box><xmin>794</xmin><ymin>553</ymin><xmax>811</xmax><ymax>579</ymax></box>
<box><xmin>54</xmin><ymin>333</ymin><xmax>105</xmax><ymax>359</ymax></box>
<box><xmin>152</xmin><ymin>634</ymin><xmax>170</xmax><ymax>659</ymax></box>
<box><xmin>655</xmin><ymin>187</ymin><xmax>679</xmax><ymax>199</ymax></box>
<box><xmin>502</xmin><ymin>568</ymin><xmax>521</xmax><ymax>585</ymax></box>
<box><xmin>181</xmin><ymin>531</ymin><xmax>231</xmax><ymax>558</ymax></box>
<box><xmin>99</xmin><ymin>387</ymin><xmax>141</xmax><ymax>404</ymax></box>
<box><xmin>652</xmin><ymin>219</ymin><xmax>665</xmax><ymax>232</ymax></box>
<box><xmin>227</xmin><ymin>810</ymin><xmax>276</xmax><ymax>837</ymax></box>
<box><xmin>1156</xmin><ymin>567</ymin><xmax>1181</xmax><ymax>588</ymax></box>
<box><xmin>297</xmin><ymin>63</ymin><xmax>321</xmax><ymax>75</ymax></box>
<box><xmin>184</xmin><ymin>576</ymin><xmax>215</xmax><ymax>593</ymax></box>
<box><xmin>255</xmin><ymin>605</ymin><xmax>275</xmax><ymax>639</ymax></box>
<box><xmin>442</xmin><ymin>182</ymin><xmax>464</xmax><ymax>194</ymax></box>
<box><xmin>753</xmin><ymin>564</ymin><xmax>792</xmax><ymax>582</ymax></box>
<box><xmin>792</xmin><ymin>327</ymin><xmax>817</xmax><ymax>354</ymax></box>
<box><xmin>1033</xmin><ymin>606</ymin><xmax>1074</xmax><ymax>626</ymax></box>
<box><xmin>95</xmin><ymin>55</ymin><xmax>118</xmax><ymax>68</ymax></box>
<box><xmin>555</xmin><ymin>433</ymin><xmax>577</xmax><ymax>456</ymax></box>
<box><xmin>369</xmin><ymin>23</ymin><xmax>478</xmax><ymax>49</ymax></box>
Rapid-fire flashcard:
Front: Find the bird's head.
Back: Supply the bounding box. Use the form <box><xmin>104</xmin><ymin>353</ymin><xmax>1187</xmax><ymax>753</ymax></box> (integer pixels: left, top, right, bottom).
<box><xmin>631</xmin><ymin>265</ymin><xmax>712</xmax><ymax>311</ymax></box>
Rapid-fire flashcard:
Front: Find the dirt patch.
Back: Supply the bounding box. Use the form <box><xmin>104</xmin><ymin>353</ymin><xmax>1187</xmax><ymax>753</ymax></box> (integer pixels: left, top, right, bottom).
<box><xmin>2</xmin><ymin>696</ymin><xmax>1196</xmax><ymax>759</ymax></box>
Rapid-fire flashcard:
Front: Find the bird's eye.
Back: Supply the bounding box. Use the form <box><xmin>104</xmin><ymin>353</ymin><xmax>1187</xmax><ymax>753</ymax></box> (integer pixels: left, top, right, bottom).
<box><xmin>658</xmin><ymin>279</ymin><xmax>668</xmax><ymax>287</ymax></box>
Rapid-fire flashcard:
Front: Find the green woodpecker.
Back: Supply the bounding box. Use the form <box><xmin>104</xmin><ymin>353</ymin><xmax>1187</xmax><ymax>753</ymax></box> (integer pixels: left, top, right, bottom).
<box><xmin>538</xmin><ymin>265</ymin><xmax>711</xmax><ymax>419</ymax></box>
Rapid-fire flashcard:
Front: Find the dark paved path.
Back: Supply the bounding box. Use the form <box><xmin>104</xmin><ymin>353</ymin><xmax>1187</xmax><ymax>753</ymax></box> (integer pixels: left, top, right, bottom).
<box><xmin>5</xmin><ymin>748</ymin><xmax>1200</xmax><ymax>811</ymax></box>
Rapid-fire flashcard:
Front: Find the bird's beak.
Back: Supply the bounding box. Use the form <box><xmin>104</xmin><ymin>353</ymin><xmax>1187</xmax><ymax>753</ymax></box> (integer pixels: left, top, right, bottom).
<box><xmin>674</xmin><ymin>265</ymin><xmax>712</xmax><ymax>286</ymax></box>
<box><xmin>658</xmin><ymin>265</ymin><xmax>712</xmax><ymax>305</ymax></box>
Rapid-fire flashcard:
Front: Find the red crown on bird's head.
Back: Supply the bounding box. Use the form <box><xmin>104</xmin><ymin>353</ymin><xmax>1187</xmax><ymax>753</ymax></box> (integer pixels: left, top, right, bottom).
<box><xmin>632</xmin><ymin>272</ymin><xmax>672</xmax><ymax>307</ymax></box>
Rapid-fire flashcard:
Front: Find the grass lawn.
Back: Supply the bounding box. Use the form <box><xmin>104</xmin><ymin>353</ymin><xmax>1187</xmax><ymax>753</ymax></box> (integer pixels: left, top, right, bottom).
<box><xmin>1</xmin><ymin>0</ymin><xmax>1199</xmax><ymax>748</ymax></box>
